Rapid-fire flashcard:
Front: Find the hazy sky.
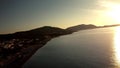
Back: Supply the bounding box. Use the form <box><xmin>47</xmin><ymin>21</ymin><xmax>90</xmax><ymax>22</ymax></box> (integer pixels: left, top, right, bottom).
<box><xmin>0</xmin><ymin>0</ymin><xmax>120</xmax><ymax>34</ymax></box>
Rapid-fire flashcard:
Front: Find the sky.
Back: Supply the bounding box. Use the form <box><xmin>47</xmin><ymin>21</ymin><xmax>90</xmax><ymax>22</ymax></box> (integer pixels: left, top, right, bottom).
<box><xmin>0</xmin><ymin>0</ymin><xmax>120</xmax><ymax>34</ymax></box>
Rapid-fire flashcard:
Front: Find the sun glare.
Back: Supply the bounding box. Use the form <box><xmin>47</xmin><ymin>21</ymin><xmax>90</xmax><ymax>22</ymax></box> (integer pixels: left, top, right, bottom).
<box><xmin>102</xmin><ymin>1</ymin><xmax>120</xmax><ymax>23</ymax></box>
<box><xmin>114</xmin><ymin>27</ymin><xmax>120</xmax><ymax>67</ymax></box>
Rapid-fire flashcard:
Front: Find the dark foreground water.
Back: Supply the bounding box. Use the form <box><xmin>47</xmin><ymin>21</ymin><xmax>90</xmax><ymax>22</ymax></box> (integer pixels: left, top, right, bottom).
<box><xmin>24</xmin><ymin>27</ymin><xmax>120</xmax><ymax>68</ymax></box>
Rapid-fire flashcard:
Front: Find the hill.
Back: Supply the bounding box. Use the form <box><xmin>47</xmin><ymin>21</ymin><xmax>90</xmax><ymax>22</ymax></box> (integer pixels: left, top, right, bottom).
<box><xmin>66</xmin><ymin>24</ymin><xmax>97</xmax><ymax>32</ymax></box>
<box><xmin>0</xmin><ymin>26</ymin><xmax>72</xmax><ymax>40</ymax></box>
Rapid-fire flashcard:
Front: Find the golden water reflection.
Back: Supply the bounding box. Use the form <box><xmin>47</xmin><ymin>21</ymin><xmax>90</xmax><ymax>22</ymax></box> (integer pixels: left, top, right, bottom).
<box><xmin>114</xmin><ymin>26</ymin><xmax>120</xmax><ymax>67</ymax></box>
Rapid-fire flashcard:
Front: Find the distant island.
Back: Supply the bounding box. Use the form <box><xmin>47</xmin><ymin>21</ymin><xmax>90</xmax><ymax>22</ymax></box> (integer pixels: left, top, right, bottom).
<box><xmin>0</xmin><ymin>24</ymin><xmax>120</xmax><ymax>68</ymax></box>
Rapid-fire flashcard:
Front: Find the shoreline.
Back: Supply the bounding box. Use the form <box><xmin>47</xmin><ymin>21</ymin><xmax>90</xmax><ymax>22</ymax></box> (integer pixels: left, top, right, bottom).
<box><xmin>8</xmin><ymin>44</ymin><xmax>45</xmax><ymax>68</ymax></box>
<box><xmin>0</xmin><ymin>25</ymin><xmax>120</xmax><ymax>68</ymax></box>
<box><xmin>0</xmin><ymin>38</ymin><xmax>52</xmax><ymax>68</ymax></box>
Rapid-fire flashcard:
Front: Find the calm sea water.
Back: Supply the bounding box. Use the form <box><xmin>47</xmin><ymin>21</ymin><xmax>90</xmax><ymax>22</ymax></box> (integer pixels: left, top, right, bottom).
<box><xmin>23</xmin><ymin>27</ymin><xmax>120</xmax><ymax>68</ymax></box>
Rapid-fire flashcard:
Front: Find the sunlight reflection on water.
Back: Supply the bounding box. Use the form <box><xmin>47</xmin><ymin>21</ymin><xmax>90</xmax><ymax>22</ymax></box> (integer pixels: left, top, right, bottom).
<box><xmin>114</xmin><ymin>26</ymin><xmax>120</xmax><ymax>67</ymax></box>
<box><xmin>23</xmin><ymin>26</ymin><xmax>120</xmax><ymax>68</ymax></box>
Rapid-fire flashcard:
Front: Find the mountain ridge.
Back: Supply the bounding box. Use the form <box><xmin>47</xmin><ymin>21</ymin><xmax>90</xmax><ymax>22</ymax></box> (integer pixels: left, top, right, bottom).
<box><xmin>1</xmin><ymin>24</ymin><xmax>120</xmax><ymax>40</ymax></box>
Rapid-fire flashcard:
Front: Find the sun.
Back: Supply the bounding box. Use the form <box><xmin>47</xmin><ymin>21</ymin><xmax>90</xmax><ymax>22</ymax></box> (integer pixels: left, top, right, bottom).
<box><xmin>106</xmin><ymin>4</ymin><xmax>120</xmax><ymax>23</ymax></box>
<box><xmin>102</xmin><ymin>1</ymin><xmax>120</xmax><ymax>23</ymax></box>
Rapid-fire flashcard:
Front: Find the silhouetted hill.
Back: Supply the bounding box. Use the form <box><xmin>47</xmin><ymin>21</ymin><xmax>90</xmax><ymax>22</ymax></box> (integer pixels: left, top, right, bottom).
<box><xmin>102</xmin><ymin>24</ymin><xmax>120</xmax><ymax>28</ymax></box>
<box><xmin>0</xmin><ymin>24</ymin><xmax>120</xmax><ymax>68</ymax></box>
<box><xmin>0</xmin><ymin>26</ymin><xmax>72</xmax><ymax>40</ymax></box>
<box><xmin>1</xmin><ymin>24</ymin><xmax>120</xmax><ymax>41</ymax></box>
<box><xmin>66</xmin><ymin>24</ymin><xmax>97</xmax><ymax>32</ymax></box>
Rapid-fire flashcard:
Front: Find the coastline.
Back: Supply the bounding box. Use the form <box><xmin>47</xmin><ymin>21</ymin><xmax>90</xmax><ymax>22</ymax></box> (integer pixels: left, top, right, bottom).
<box><xmin>8</xmin><ymin>44</ymin><xmax>45</xmax><ymax>68</ymax></box>
<box><xmin>0</xmin><ymin>38</ymin><xmax>52</xmax><ymax>68</ymax></box>
<box><xmin>0</xmin><ymin>25</ymin><xmax>120</xmax><ymax>68</ymax></box>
